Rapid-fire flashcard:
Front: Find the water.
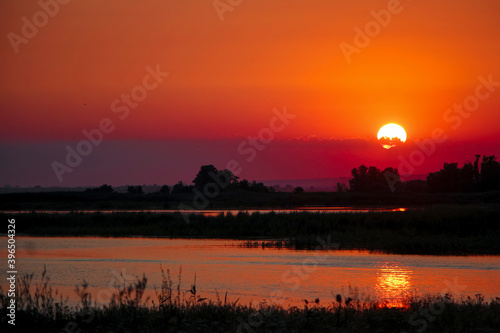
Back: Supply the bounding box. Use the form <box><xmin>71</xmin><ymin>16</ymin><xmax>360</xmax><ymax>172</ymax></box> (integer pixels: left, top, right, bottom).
<box><xmin>2</xmin><ymin>237</ymin><xmax>499</xmax><ymax>308</ymax></box>
<box><xmin>2</xmin><ymin>207</ymin><xmax>408</xmax><ymax>215</ymax></box>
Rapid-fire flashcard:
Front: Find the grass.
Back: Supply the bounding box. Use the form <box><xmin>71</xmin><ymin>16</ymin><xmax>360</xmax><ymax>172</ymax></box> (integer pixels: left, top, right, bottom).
<box><xmin>1</xmin><ymin>190</ymin><xmax>500</xmax><ymax>211</ymax></box>
<box><xmin>5</xmin><ymin>204</ymin><xmax>500</xmax><ymax>255</ymax></box>
<box><xmin>1</xmin><ymin>267</ymin><xmax>499</xmax><ymax>332</ymax></box>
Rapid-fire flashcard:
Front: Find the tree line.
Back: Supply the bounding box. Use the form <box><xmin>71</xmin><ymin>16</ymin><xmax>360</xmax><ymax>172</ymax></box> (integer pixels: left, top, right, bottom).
<box><xmin>85</xmin><ymin>154</ymin><xmax>500</xmax><ymax>195</ymax></box>
<box><xmin>347</xmin><ymin>154</ymin><xmax>500</xmax><ymax>193</ymax></box>
<box><xmin>85</xmin><ymin>165</ymin><xmax>275</xmax><ymax>195</ymax></box>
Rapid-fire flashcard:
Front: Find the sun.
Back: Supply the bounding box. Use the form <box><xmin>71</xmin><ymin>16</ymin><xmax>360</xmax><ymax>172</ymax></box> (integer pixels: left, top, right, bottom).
<box><xmin>377</xmin><ymin>123</ymin><xmax>407</xmax><ymax>149</ymax></box>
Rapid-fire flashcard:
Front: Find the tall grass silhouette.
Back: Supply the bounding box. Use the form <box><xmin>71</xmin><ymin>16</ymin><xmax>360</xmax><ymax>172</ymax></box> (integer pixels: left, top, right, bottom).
<box><xmin>1</xmin><ymin>267</ymin><xmax>499</xmax><ymax>332</ymax></box>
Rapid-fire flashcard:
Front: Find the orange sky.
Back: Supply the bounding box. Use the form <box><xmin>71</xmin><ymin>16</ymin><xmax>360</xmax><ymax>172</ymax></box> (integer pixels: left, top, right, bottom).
<box><xmin>1</xmin><ymin>0</ymin><xmax>499</xmax><ymax>185</ymax></box>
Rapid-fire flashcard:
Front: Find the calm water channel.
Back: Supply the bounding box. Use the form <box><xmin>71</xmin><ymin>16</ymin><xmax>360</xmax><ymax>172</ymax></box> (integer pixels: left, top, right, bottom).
<box><xmin>2</xmin><ymin>237</ymin><xmax>499</xmax><ymax>308</ymax></box>
<box><xmin>3</xmin><ymin>207</ymin><xmax>408</xmax><ymax>215</ymax></box>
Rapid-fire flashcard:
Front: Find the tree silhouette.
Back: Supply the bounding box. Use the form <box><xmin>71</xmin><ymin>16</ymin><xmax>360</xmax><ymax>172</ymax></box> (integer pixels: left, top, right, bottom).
<box><xmin>127</xmin><ymin>185</ymin><xmax>143</xmax><ymax>194</ymax></box>
<box><xmin>249</xmin><ymin>180</ymin><xmax>269</xmax><ymax>193</ymax></box>
<box><xmin>238</xmin><ymin>179</ymin><xmax>250</xmax><ymax>190</ymax></box>
<box><xmin>85</xmin><ymin>184</ymin><xmax>113</xmax><ymax>193</ymax></box>
<box><xmin>193</xmin><ymin>165</ymin><xmax>219</xmax><ymax>190</ymax></box>
<box><xmin>349</xmin><ymin>165</ymin><xmax>400</xmax><ymax>192</ymax></box>
<box><xmin>479</xmin><ymin>155</ymin><xmax>500</xmax><ymax>191</ymax></box>
<box><xmin>293</xmin><ymin>186</ymin><xmax>304</xmax><ymax>193</ymax></box>
<box><xmin>172</xmin><ymin>181</ymin><xmax>188</xmax><ymax>193</ymax></box>
<box><xmin>473</xmin><ymin>154</ymin><xmax>481</xmax><ymax>180</ymax></box>
<box><xmin>159</xmin><ymin>185</ymin><xmax>170</xmax><ymax>194</ymax></box>
<box><xmin>426</xmin><ymin>155</ymin><xmax>500</xmax><ymax>192</ymax></box>
<box><xmin>218</xmin><ymin>169</ymin><xmax>239</xmax><ymax>191</ymax></box>
<box><xmin>336</xmin><ymin>182</ymin><xmax>348</xmax><ymax>193</ymax></box>
<box><xmin>427</xmin><ymin>163</ymin><xmax>460</xmax><ymax>192</ymax></box>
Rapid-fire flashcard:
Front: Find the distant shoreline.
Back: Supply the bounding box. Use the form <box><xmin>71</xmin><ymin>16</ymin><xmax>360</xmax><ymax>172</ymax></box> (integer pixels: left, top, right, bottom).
<box><xmin>1</xmin><ymin>190</ymin><xmax>499</xmax><ymax>211</ymax></box>
<box><xmin>3</xmin><ymin>204</ymin><xmax>499</xmax><ymax>256</ymax></box>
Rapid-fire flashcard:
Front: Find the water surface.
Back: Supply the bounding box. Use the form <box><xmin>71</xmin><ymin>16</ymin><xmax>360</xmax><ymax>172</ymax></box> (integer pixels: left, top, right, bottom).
<box><xmin>2</xmin><ymin>207</ymin><xmax>408</xmax><ymax>216</ymax></box>
<box><xmin>2</xmin><ymin>237</ymin><xmax>499</xmax><ymax>308</ymax></box>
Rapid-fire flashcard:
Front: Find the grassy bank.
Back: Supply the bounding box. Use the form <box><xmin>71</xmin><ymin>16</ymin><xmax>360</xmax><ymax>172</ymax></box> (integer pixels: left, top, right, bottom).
<box><xmin>1</xmin><ymin>190</ymin><xmax>500</xmax><ymax>211</ymax></box>
<box><xmin>1</xmin><ymin>268</ymin><xmax>499</xmax><ymax>332</ymax></box>
<box><xmin>4</xmin><ymin>204</ymin><xmax>500</xmax><ymax>255</ymax></box>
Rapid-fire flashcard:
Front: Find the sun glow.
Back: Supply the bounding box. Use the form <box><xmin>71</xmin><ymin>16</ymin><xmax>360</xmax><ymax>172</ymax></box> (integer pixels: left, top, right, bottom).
<box><xmin>377</xmin><ymin>123</ymin><xmax>407</xmax><ymax>149</ymax></box>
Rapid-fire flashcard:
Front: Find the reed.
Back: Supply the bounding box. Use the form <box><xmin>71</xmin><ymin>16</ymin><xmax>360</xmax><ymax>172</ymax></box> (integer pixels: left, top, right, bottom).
<box><xmin>4</xmin><ymin>204</ymin><xmax>500</xmax><ymax>255</ymax></box>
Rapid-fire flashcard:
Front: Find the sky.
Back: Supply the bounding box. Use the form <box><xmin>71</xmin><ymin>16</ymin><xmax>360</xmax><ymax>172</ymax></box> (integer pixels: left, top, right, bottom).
<box><xmin>1</xmin><ymin>0</ymin><xmax>499</xmax><ymax>186</ymax></box>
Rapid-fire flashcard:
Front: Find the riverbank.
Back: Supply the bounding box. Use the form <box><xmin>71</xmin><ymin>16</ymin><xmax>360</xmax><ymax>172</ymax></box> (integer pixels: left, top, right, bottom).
<box><xmin>4</xmin><ymin>204</ymin><xmax>500</xmax><ymax>255</ymax></box>
<box><xmin>2</xmin><ymin>190</ymin><xmax>499</xmax><ymax>211</ymax></box>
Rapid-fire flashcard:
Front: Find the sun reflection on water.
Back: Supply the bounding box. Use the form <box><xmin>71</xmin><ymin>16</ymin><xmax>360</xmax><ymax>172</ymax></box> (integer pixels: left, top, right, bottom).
<box><xmin>375</xmin><ymin>261</ymin><xmax>413</xmax><ymax>308</ymax></box>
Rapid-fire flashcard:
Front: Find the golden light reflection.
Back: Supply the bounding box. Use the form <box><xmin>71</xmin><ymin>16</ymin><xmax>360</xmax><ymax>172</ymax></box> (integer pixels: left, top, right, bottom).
<box><xmin>375</xmin><ymin>261</ymin><xmax>413</xmax><ymax>308</ymax></box>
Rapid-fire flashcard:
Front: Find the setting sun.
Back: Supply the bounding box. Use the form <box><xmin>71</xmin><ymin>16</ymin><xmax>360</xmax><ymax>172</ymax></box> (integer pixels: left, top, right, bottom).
<box><xmin>377</xmin><ymin>123</ymin><xmax>407</xmax><ymax>149</ymax></box>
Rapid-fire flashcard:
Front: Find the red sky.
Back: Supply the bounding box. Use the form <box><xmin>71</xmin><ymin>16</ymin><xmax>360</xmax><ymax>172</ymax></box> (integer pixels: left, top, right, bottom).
<box><xmin>1</xmin><ymin>0</ymin><xmax>499</xmax><ymax>186</ymax></box>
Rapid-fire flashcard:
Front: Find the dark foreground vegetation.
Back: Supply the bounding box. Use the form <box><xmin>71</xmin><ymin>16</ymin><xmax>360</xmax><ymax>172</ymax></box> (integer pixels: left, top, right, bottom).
<box><xmin>2</xmin><ymin>267</ymin><xmax>499</xmax><ymax>333</ymax></box>
<box><xmin>6</xmin><ymin>204</ymin><xmax>500</xmax><ymax>255</ymax></box>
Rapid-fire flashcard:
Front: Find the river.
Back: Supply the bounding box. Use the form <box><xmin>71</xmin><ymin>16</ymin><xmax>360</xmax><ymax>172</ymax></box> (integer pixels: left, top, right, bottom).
<box><xmin>2</xmin><ymin>207</ymin><xmax>408</xmax><ymax>215</ymax></box>
<box><xmin>2</xmin><ymin>237</ymin><xmax>499</xmax><ymax>309</ymax></box>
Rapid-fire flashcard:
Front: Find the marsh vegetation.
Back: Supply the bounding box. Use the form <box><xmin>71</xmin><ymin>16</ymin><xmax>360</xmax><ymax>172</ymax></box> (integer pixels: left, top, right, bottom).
<box><xmin>5</xmin><ymin>204</ymin><xmax>500</xmax><ymax>255</ymax></box>
<box><xmin>2</xmin><ymin>267</ymin><xmax>499</xmax><ymax>332</ymax></box>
